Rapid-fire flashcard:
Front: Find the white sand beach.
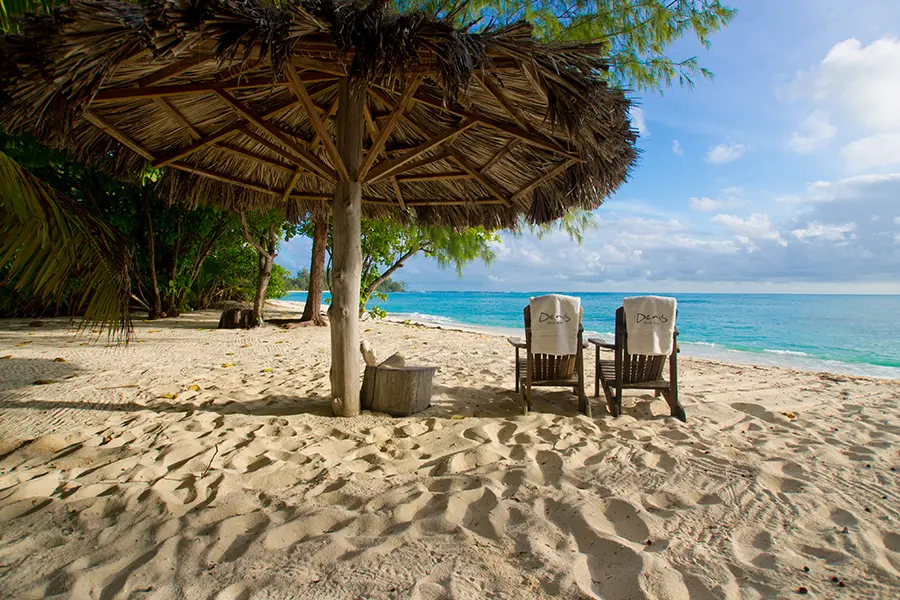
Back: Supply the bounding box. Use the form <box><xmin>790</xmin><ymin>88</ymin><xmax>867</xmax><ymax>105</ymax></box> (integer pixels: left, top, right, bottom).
<box><xmin>1</xmin><ymin>303</ymin><xmax>899</xmax><ymax>599</ymax></box>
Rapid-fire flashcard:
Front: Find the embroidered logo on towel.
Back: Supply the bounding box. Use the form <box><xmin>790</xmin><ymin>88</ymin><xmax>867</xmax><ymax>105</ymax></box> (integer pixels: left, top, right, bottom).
<box><xmin>539</xmin><ymin>312</ymin><xmax>571</xmax><ymax>324</ymax></box>
<box><xmin>635</xmin><ymin>313</ymin><xmax>668</xmax><ymax>324</ymax></box>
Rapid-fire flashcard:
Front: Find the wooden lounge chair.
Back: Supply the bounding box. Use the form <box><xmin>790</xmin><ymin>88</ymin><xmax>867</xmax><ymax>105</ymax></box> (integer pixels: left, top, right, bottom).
<box><xmin>589</xmin><ymin>307</ymin><xmax>686</xmax><ymax>422</ymax></box>
<box><xmin>508</xmin><ymin>305</ymin><xmax>591</xmax><ymax>417</ymax></box>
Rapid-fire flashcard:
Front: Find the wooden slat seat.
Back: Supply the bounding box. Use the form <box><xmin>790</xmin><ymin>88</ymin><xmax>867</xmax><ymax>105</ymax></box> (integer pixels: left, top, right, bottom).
<box><xmin>589</xmin><ymin>306</ymin><xmax>686</xmax><ymax>422</ymax></box>
<box><xmin>508</xmin><ymin>304</ymin><xmax>590</xmax><ymax>417</ymax></box>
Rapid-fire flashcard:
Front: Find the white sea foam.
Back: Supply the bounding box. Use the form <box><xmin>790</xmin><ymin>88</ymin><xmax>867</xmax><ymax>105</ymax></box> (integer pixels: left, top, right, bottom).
<box><xmin>763</xmin><ymin>348</ymin><xmax>810</xmax><ymax>357</ymax></box>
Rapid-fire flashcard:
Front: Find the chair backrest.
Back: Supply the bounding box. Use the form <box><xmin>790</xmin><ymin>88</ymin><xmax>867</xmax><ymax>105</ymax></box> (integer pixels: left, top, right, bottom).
<box><xmin>524</xmin><ymin>305</ymin><xmax>582</xmax><ymax>381</ymax></box>
<box><xmin>614</xmin><ymin>306</ymin><xmax>675</xmax><ymax>385</ymax></box>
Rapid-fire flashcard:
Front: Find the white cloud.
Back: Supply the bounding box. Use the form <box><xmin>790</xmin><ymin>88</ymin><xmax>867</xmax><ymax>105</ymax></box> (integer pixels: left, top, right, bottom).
<box><xmin>689</xmin><ymin>187</ymin><xmax>744</xmax><ymax>212</ymax></box>
<box><xmin>841</xmin><ymin>132</ymin><xmax>900</xmax><ymax>170</ymax></box>
<box><xmin>630</xmin><ymin>107</ymin><xmax>649</xmax><ymax>138</ymax></box>
<box><xmin>705</xmin><ymin>141</ymin><xmax>746</xmax><ymax>165</ymax></box>
<box><xmin>792</xmin><ymin>222</ymin><xmax>856</xmax><ymax>243</ymax></box>
<box><xmin>790</xmin><ymin>36</ymin><xmax>900</xmax><ymax>169</ymax></box>
<box><xmin>713</xmin><ymin>213</ymin><xmax>788</xmax><ymax>246</ymax></box>
<box><xmin>672</xmin><ymin>139</ymin><xmax>683</xmax><ymax>156</ymax></box>
<box><xmin>787</xmin><ymin>110</ymin><xmax>836</xmax><ymax>154</ymax></box>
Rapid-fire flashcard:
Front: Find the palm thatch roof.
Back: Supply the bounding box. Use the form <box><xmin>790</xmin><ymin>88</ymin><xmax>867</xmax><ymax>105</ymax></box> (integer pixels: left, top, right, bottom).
<box><xmin>0</xmin><ymin>0</ymin><xmax>638</xmax><ymax>228</ymax></box>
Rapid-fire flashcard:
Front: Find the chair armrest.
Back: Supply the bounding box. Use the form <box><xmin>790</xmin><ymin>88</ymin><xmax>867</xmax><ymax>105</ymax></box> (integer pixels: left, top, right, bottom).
<box><xmin>507</xmin><ymin>337</ymin><xmax>526</xmax><ymax>349</ymax></box>
<box><xmin>588</xmin><ymin>337</ymin><xmax>615</xmax><ymax>350</ymax></box>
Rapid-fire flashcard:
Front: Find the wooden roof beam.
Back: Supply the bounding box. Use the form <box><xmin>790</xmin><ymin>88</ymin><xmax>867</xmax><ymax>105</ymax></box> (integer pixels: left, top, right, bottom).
<box><xmin>214</xmin><ymin>143</ymin><xmax>297</xmax><ymax>173</ymax></box>
<box><xmin>364</xmin><ymin>118</ymin><xmax>476</xmax><ymax>183</ymax></box>
<box><xmin>511</xmin><ymin>158</ymin><xmax>579</xmax><ymax>202</ymax></box>
<box><xmin>152</xmin><ymin>98</ymin><xmax>300</xmax><ymax>168</ymax></box>
<box><xmin>216</xmin><ymin>89</ymin><xmax>337</xmax><ymax>182</ymax></box>
<box><xmin>358</xmin><ymin>75</ymin><xmax>422</xmax><ymax>180</ymax></box>
<box><xmin>238</xmin><ymin>126</ymin><xmax>315</xmax><ymax>169</ymax></box>
<box><xmin>290</xmin><ymin>56</ymin><xmax>348</xmax><ymax>77</ymax></box>
<box><xmin>411</xmin><ymin>91</ymin><xmax>577</xmax><ymax>159</ymax></box>
<box><xmin>449</xmin><ymin>152</ymin><xmax>511</xmax><ymax>207</ymax></box>
<box><xmin>480</xmin><ymin>138</ymin><xmax>520</xmax><ymax>173</ymax></box>
<box><xmin>92</xmin><ymin>73</ymin><xmax>335</xmax><ymax>101</ymax></box>
<box><xmin>153</xmin><ymin>97</ymin><xmax>201</xmax><ymax>140</ymax></box>
<box><xmin>395</xmin><ymin>172</ymin><xmax>471</xmax><ymax>182</ymax></box>
<box><xmin>475</xmin><ymin>73</ymin><xmax>535</xmax><ymax>134</ymax></box>
<box><xmin>281</xmin><ymin>169</ymin><xmax>304</xmax><ymax>203</ymax></box>
<box><xmin>285</xmin><ymin>64</ymin><xmax>347</xmax><ymax>181</ymax></box>
<box><xmin>137</xmin><ymin>53</ymin><xmax>212</xmax><ymax>87</ymax></box>
<box><xmin>390</xmin><ymin>178</ymin><xmax>407</xmax><ymax>211</ymax></box>
<box><xmin>169</xmin><ymin>162</ymin><xmax>280</xmax><ymax>196</ymax></box>
<box><xmin>83</xmin><ymin>109</ymin><xmax>155</xmax><ymax>161</ymax></box>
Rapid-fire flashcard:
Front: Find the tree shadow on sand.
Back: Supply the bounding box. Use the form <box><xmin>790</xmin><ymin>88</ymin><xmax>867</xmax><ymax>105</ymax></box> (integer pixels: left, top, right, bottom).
<box><xmin>0</xmin><ymin>357</ymin><xmax>78</xmax><ymax>392</ymax></box>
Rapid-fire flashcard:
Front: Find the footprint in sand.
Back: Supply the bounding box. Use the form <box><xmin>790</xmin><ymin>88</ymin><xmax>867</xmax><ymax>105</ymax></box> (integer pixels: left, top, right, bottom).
<box><xmin>603</xmin><ymin>498</ymin><xmax>651</xmax><ymax>544</ymax></box>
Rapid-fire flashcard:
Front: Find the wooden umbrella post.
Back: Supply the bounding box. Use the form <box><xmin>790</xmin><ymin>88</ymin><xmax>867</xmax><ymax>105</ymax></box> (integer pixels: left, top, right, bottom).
<box><xmin>328</xmin><ymin>77</ymin><xmax>366</xmax><ymax>417</ymax></box>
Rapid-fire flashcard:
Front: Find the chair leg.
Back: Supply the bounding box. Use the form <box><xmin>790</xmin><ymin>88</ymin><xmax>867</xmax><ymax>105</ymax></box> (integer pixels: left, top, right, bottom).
<box><xmin>514</xmin><ymin>349</ymin><xmax>520</xmax><ymax>393</ymax></box>
<box><xmin>520</xmin><ymin>383</ymin><xmax>528</xmax><ymax>415</ymax></box>
<box><xmin>662</xmin><ymin>389</ymin><xmax>686</xmax><ymax>422</ymax></box>
<box><xmin>594</xmin><ymin>347</ymin><xmax>600</xmax><ymax>398</ymax></box>
<box><xmin>601</xmin><ymin>381</ymin><xmax>618</xmax><ymax>417</ymax></box>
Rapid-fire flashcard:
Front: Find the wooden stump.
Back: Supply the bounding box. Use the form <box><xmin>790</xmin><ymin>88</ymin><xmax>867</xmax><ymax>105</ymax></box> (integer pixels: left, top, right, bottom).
<box><xmin>217</xmin><ymin>308</ymin><xmax>255</xmax><ymax>329</ymax></box>
<box><xmin>360</xmin><ymin>353</ymin><xmax>436</xmax><ymax>417</ymax></box>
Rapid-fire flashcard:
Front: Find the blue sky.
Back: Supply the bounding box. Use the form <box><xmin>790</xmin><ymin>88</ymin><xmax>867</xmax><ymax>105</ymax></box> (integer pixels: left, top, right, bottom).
<box><xmin>278</xmin><ymin>0</ymin><xmax>900</xmax><ymax>293</ymax></box>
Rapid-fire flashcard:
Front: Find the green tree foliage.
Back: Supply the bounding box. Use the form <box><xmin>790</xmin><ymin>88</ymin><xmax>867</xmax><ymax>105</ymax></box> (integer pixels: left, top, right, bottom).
<box><xmin>284</xmin><ymin>268</ymin><xmax>311</xmax><ymax>291</ymax></box>
<box><xmin>357</xmin><ymin>219</ymin><xmax>497</xmax><ymax>315</ymax></box>
<box><xmin>0</xmin><ymin>132</ymin><xmax>289</xmax><ymax>321</ymax></box>
<box><xmin>0</xmin><ymin>149</ymin><xmax>133</xmax><ymax>336</ymax></box>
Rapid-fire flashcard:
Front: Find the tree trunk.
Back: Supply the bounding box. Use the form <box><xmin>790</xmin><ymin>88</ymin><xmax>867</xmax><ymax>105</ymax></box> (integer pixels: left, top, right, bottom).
<box><xmin>253</xmin><ymin>253</ymin><xmax>274</xmax><ymax>325</ymax></box>
<box><xmin>300</xmin><ymin>211</ymin><xmax>328</xmax><ymax>325</ymax></box>
<box><xmin>141</xmin><ymin>192</ymin><xmax>163</xmax><ymax>320</ymax></box>
<box><xmin>164</xmin><ymin>212</ymin><xmax>183</xmax><ymax>317</ymax></box>
<box><xmin>329</xmin><ymin>77</ymin><xmax>365</xmax><ymax>418</ymax></box>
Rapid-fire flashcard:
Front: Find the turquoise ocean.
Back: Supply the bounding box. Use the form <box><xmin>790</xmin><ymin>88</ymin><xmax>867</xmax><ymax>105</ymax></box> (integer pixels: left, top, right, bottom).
<box><xmin>284</xmin><ymin>291</ymin><xmax>900</xmax><ymax>379</ymax></box>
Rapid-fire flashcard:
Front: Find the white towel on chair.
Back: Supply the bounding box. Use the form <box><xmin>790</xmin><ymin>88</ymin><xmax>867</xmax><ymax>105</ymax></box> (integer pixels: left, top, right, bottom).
<box><xmin>529</xmin><ymin>294</ymin><xmax>580</xmax><ymax>356</ymax></box>
<box><xmin>623</xmin><ymin>296</ymin><xmax>676</xmax><ymax>355</ymax></box>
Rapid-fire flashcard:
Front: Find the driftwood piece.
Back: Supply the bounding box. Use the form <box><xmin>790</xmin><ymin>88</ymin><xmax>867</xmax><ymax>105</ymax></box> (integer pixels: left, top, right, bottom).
<box><xmin>360</xmin><ymin>352</ymin><xmax>435</xmax><ymax>416</ymax></box>
<box><xmin>218</xmin><ymin>308</ymin><xmax>255</xmax><ymax>329</ymax></box>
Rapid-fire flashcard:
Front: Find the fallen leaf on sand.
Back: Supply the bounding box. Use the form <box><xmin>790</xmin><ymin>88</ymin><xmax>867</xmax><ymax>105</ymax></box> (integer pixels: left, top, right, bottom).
<box><xmin>188</xmin><ymin>384</ymin><xmax>201</xmax><ymax>392</ymax></box>
<box><xmin>262</xmin><ymin>368</ymin><xmax>273</xmax><ymax>373</ymax></box>
<box><xmin>53</xmin><ymin>357</ymin><xmax>66</xmax><ymax>362</ymax></box>
<box><xmin>160</xmin><ymin>393</ymin><xmax>178</xmax><ymax>399</ymax></box>
<box><xmin>241</xmin><ymin>344</ymin><xmax>249</xmax><ymax>348</ymax></box>
<box><xmin>33</xmin><ymin>380</ymin><xmax>55</xmax><ymax>385</ymax></box>
<box><xmin>15</xmin><ymin>341</ymin><xmax>32</xmax><ymax>347</ymax></box>
<box><xmin>222</xmin><ymin>363</ymin><xmax>236</xmax><ymax>368</ymax></box>
<box><xmin>274</xmin><ymin>354</ymin><xmax>282</xmax><ymax>357</ymax></box>
<box><xmin>225</xmin><ymin>353</ymin><xmax>233</xmax><ymax>356</ymax></box>
<box><xmin>781</xmin><ymin>411</ymin><xmax>797</xmax><ymax>420</ymax></box>
<box><xmin>0</xmin><ymin>355</ymin><xmax>11</xmax><ymax>360</ymax></box>
<box><xmin>147</xmin><ymin>329</ymin><xmax>161</xmax><ymax>333</ymax></box>
<box><xmin>451</xmin><ymin>414</ymin><xmax>465</xmax><ymax>420</ymax></box>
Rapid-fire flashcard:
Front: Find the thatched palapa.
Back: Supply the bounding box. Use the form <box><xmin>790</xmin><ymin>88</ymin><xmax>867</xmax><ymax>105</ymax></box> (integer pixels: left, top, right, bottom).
<box><xmin>0</xmin><ymin>0</ymin><xmax>637</xmax><ymax>228</ymax></box>
<box><xmin>0</xmin><ymin>0</ymin><xmax>638</xmax><ymax>417</ymax></box>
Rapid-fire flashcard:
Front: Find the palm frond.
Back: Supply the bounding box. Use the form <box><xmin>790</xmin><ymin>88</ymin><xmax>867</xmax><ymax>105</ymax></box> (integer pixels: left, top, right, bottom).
<box><xmin>0</xmin><ymin>150</ymin><xmax>133</xmax><ymax>338</ymax></box>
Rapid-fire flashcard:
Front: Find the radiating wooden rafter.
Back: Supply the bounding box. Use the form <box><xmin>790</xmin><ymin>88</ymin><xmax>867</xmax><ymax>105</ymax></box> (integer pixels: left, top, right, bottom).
<box><xmin>358</xmin><ymin>76</ymin><xmax>422</xmax><ymax>180</ymax></box>
<box><xmin>152</xmin><ymin>97</ymin><xmax>301</xmax><ymax>168</ymax></box>
<box><xmin>215</xmin><ymin>89</ymin><xmax>336</xmax><ymax>181</ymax></box>
<box><xmin>364</xmin><ymin>118</ymin><xmax>477</xmax><ymax>183</ymax></box>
